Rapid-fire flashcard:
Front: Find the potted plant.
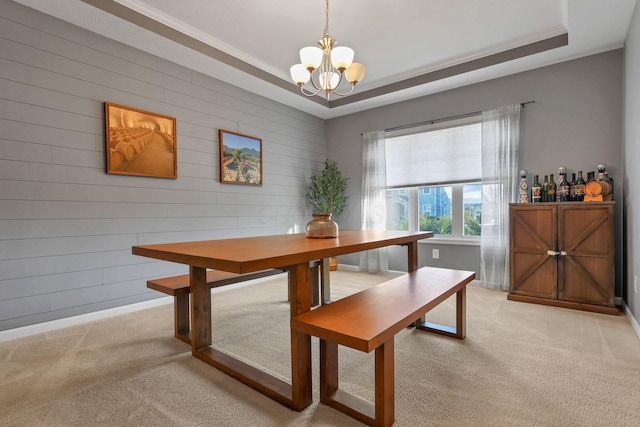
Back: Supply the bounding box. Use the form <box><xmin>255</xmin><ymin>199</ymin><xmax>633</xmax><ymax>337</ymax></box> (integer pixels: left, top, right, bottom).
<box><xmin>306</xmin><ymin>159</ymin><xmax>348</xmax><ymax>240</ymax></box>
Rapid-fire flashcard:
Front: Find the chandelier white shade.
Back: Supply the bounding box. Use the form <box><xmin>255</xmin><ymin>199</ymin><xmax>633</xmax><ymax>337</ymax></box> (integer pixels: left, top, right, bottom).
<box><xmin>290</xmin><ymin>0</ymin><xmax>366</xmax><ymax>99</ymax></box>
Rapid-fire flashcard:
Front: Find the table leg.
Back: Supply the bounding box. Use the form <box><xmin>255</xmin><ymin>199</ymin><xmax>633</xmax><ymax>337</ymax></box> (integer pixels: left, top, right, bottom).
<box><xmin>407</xmin><ymin>241</ymin><xmax>418</xmax><ymax>272</ymax></box>
<box><xmin>310</xmin><ymin>262</ymin><xmax>320</xmax><ymax>307</ymax></box>
<box><xmin>190</xmin><ymin>266</ymin><xmax>211</xmax><ymax>351</ymax></box>
<box><xmin>320</xmin><ymin>257</ymin><xmax>331</xmax><ymax>304</ymax></box>
<box><xmin>288</xmin><ymin>262</ymin><xmax>313</xmax><ymax>411</ymax></box>
<box><xmin>407</xmin><ymin>241</ymin><xmax>421</xmax><ymax>327</ymax></box>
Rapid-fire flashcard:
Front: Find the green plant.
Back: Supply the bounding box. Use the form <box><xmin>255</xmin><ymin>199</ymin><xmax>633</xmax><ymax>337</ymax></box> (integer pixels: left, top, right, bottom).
<box><xmin>307</xmin><ymin>159</ymin><xmax>348</xmax><ymax>217</ymax></box>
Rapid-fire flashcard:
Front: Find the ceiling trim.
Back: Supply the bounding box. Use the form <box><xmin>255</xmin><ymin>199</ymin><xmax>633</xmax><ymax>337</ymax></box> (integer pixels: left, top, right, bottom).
<box><xmin>79</xmin><ymin>0</ymin><xmax>567</xmax><ymax>111</ymax></box>
<box><xmin>329</xmin><ymin>33</ymin><xmax>569</xmax><ymax>108</ymax></box>
<box><xmin>78</xmin><ymin>0</ymin><xmax>330</xmax><ymax>107</ymax></box>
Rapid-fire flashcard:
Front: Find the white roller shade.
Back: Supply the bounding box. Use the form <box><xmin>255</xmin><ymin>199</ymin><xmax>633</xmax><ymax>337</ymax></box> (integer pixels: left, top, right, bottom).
<box><xmin>385</xmin><ymin>117</ymin><xmax>482</xmax><ymax>188</ymax></box>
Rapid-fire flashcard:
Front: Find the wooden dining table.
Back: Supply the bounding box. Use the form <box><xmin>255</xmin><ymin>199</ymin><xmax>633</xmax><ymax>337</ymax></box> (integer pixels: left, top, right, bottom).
<box><xmin>132</xmin><ymin>229</ymin><xmax>432</xmax><ymax>411</ymax></box>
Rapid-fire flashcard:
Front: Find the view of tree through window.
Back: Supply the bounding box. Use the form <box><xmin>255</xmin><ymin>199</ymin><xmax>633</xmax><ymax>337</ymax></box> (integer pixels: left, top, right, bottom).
<box><xmin>387</xmin><ymin>184</ymin><xmax>482</xmax><ymax>236</ymax></box>
<box><xmin>463</xmin><ymin>184</ymin><xmax>482</xmax><ymax>236</ymax></box>
<box><xmin>419</xmin><ymin>186</ymin><xmax>452</xmax><ymax>235</ymax></box>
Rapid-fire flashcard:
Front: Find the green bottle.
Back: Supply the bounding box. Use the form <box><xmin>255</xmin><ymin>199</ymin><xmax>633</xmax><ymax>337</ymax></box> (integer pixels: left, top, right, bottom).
<box><xmin>547</xmin><ymin>173</ymin><xmax>557</xmax><ymax>202</ymax></box>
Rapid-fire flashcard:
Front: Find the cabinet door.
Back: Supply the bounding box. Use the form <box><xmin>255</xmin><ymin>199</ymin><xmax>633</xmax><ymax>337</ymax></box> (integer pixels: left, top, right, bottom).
<box><xmin>558</xmin><ymin>204</ymin><xmax>615</xmax><ymax>306</ymax></box>
<box><xmin>509</xmin><ymin>205</ymin><xmax>557</xmax><ymax>298</ymax></box>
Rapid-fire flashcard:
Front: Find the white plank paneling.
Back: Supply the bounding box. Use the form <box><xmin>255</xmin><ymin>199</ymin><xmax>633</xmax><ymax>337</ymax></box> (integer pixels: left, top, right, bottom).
<box><xmin>0</xmin><ymin>1</ymin><xmax>325</xmax><ymax>331</ymax></box>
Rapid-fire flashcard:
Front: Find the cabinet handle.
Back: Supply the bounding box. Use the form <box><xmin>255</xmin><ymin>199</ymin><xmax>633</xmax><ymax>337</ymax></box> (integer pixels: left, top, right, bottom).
<box><xmin>560</xmin><ymin>251</ymin><xmax>567</xmax><ymax>256</ymax></box>
<box><xmin>547</xmin><ymin>250</ymin><xmax>560</xmax><ymax>256</ymax></box>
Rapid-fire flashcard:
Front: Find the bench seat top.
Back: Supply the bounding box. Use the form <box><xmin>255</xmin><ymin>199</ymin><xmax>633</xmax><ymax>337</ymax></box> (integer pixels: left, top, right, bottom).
<box><xmin>147</xmin><ymin>269</ymin><xmax>283</xmax><ymax>296</ymax></box>
<box><xmin>291</xmin><ymin>266</ymin><xmax>475</xmax><ymax>352</ymax></box>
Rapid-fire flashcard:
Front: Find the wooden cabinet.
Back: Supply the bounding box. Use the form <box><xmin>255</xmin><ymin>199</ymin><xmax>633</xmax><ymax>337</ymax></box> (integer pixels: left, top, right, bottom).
<box><xmin>508</xmin><ymin>202</ymin><xmax>617</xmax><ymax>315</ymax></box>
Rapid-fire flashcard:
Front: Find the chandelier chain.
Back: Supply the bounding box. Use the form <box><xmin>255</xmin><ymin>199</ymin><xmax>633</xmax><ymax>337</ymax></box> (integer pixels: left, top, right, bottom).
<box><xmin>324</xmin><ymin>0</ymin><xmax>329</xmax><ymax>36</ymax></box>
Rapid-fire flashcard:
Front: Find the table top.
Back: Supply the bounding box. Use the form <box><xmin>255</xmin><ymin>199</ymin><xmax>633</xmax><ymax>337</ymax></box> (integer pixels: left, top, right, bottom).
<box><xmin>132</xmin><ymin>229</ymin><xmax>432</xmax><ymax>273</ymax></box>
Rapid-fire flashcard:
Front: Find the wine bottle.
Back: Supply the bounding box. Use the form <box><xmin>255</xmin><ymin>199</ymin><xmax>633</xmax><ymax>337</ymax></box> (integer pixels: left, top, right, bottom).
<box><xmin>518</xmin><ymin>170</ymin><xmax>529</xmax><ymax>203</ymax></box>
<box><xmin>569</xmin><ymin>173</ymin><xmax>577</xmax><ymax>201</ymax></box>
<box><xmin>542</xmin><ymin>175</ymin><xmax>549</xmax><ymax>202</ymax></box>
<box><xmin>574</xmin><ymin>171</ymin><xmax>586</xmax><ymax>202</ymax></box>
<box><xmin>557</xmin><ymin>166</ymin><xmax>566</xmax><ymax>185</ymax></box>
<box><xmin>557</xmin><ymin>169</ymin><xmax>570</xmax><ymax>202</ymax></box>
<box><xmin>604</xmin><ymin>172</ymin><xmax>614</xmax><ymax>200</ymax></box>
<box><xmin>532</xmin><ymin>175</ymin><xmax>542</xmax><ymax>203</ymax></box>
<box><xmin>547</xmin><ymin>173</ymin><xmax>557</xmax><ymax>202</ymax></box>
<box><xmin>597</xmin><ymin>164</ymin><xmax>614</xmax><ymax>200</ymax></box>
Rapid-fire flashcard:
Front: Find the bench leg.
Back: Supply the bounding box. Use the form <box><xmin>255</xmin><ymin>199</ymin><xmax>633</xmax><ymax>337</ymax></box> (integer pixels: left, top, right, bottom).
<box><xmin>174</xmin><ymin>294</ymin><xmax>191</xmax><ymax>345</ymax></box>
<box><xmin>320</xmin><ymin>340</ymin><xmax>339</xmax><ymax>399</ymax></box>
<box><xmin>375</xmin><ymin>339</ymin><xmax>395</xmax><ymax>427</ymax></box>
<box><xmin>416</xmin><ymin>286</ymin><xmax>466</xmax><ymax>339</ymax></box>
<box><xmin>319</xmin><ymin>338</ymin><xmax>395</xmax><ymax>427</ymax></box>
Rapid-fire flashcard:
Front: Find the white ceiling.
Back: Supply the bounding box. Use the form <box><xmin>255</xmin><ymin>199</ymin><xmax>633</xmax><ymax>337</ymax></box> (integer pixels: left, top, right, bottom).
<box><xmin>13</xmin><ymin>0</ymin><xmax>637</xmax><ymax>119</ymax></box>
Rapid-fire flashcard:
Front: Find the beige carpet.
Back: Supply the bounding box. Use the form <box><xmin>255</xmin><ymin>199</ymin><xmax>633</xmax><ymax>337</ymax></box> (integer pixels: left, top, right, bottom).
<box><xmin>1</xmin><ymin>270</ymin><xmax>639</xmax><ymax>426</ymax></box>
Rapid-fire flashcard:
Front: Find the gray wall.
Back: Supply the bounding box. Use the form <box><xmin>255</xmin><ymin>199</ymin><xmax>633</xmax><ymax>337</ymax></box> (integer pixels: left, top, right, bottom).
<box><xmin>1</xmin><ymin>0</ymin><xmax>634</xmax><ymax>332</ymax></box>
<box><xmin>327</xmin><ymin>50</ymin><xmax>624</xmax><ymax>298</ymax></box>
<box><xmin>624</xmin><ymin>2</ymin><xmax>640</xmax><ymax>323</ymax></box>
<box><xmin>0</xmin><ymin>1</ymin><xmax>325</xmax><ymax>331</ymax></box>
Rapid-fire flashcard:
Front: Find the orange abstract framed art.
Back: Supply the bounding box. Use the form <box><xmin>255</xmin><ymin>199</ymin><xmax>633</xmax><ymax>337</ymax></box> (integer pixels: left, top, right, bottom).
<box><xmin>105</xmin><ymin>102</ymin><xmax>177</xmax><ymax>179</ymax></box>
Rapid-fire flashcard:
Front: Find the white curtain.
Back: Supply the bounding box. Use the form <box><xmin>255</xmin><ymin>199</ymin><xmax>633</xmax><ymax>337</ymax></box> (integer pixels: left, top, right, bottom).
<box><xmin>480</xmin><ymin>104</ymin><xmax>521</xmax><ymax>290</ymax></box>
<box><xmin>359</xmin><ymin>130</ymin><xmax>389</xmax><ymax>273</ymax></box>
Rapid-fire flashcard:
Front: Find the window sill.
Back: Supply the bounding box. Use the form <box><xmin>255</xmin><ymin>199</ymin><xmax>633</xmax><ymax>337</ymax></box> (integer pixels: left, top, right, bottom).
<box><xmin>420</xmin><ymin>236</ymin><xmax>481</xmax><ymax>246</ymax></box>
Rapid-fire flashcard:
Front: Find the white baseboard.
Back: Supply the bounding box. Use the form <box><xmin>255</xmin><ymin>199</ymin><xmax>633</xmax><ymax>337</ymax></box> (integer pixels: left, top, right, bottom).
<box><xmin>0</xmin><ymin>274</ymin><xmax>285</xmax><ymax>344</ymax></box>
<box><xmin>622</xmin><ymin>301</ymin><xmax>640</xmax><ymax>341</ymax></box>
<box><xmin>336</xmin><ymin>264</ymin><xmax>359</xmax><ymax>272</ymax></box>
<box><xmin>0</xmin><ymin>296</ymin><xmax>173</xmax><ymax>343</ymax></box>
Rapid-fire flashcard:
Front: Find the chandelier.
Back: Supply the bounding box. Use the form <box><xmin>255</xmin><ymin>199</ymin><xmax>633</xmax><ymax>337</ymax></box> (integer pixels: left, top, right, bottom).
<box><xmin>289</xmin><ymin>0</ymin><xmax>366</xmax><ymax>100</ymax></box>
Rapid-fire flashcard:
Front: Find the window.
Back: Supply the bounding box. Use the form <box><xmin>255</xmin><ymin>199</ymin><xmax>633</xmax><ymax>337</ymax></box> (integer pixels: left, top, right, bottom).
<box><xmin>385</xmin><ymin>116</ymin><xmax>483</xmax><ymax>240</ymax></box>
<box><xmin>386</xmin><ymin>188</ymin><xmax>409</xmax><ymax>230</ymax></box>
<box><xmin>463</xmin><ymin>184</ymin><xmax>482</xmax><ymax>236</ymax></box>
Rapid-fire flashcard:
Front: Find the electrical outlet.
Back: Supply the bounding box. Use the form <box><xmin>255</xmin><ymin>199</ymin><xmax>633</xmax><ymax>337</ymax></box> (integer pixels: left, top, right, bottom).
<box><xmin>635</xmin><ymin>275</ymin><xmax>638</xmax><ymax>294</ymax></box>
<box><xmin>432</xmin><ymin>249</ymin><xmax>439</xmax><ymax>259</ymax></box>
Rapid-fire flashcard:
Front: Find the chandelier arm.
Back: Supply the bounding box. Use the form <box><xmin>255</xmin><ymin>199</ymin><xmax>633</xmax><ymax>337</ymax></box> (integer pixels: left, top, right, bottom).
<box><xmin>333</xmin><ymin>71</ymin><xmax>345</xmax><ymax>89</ymax></box>
<box><xmin>307</xmin><ymin>74</ymin><xmax>323</xmax><ymax>91</ymax></box>
<box><xmin>300</xmin><ymin>85</ymin><xmax>324</xmax><ymax>97</ymax></box>
<box><xmin>329</xmin><ymin>83</ymin><xmax>357</xmax><ymax>97</ymax></box>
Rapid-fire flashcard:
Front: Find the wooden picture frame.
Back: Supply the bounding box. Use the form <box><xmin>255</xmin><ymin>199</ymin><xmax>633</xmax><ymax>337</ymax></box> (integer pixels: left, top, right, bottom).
<box><xmin>104</xmin><ymin>102</ymin><xmax>177</xmax><ymax>179</ymax></box>
<box><xmin>219</xmin><ymin>129</ymin><xmax>263</xmax><ymax>186</ymax></box>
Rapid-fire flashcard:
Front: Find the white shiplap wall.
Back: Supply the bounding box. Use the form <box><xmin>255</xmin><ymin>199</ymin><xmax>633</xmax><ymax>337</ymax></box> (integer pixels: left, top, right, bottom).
<box><xmin>0</xmin><ymin>1</ymin><xmax>326</xmax><ymax>331</ymax></box>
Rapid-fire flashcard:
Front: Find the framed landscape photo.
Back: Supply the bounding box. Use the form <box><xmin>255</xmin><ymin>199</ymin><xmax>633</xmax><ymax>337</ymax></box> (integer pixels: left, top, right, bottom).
<box><xmin>219</xmin><ymin>129</ymin><xmax>263</xmax><ymax>186</ymax></box>
<box><xmin>104</xmin><ymin>102</ymin><xmax>177</xmax><ymax>179</ymax></box>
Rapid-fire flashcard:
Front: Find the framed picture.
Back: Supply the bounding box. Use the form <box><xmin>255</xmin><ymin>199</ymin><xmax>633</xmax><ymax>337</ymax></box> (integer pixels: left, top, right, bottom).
<box><xmin>104</xmin><ymin>102</ymin><xmax>177</xmax><ymax>179</ymax></box>
<box><xmin>219</xmin><ymin>129</ymin><xmax>263</xmax><ymax>186</ymax></box>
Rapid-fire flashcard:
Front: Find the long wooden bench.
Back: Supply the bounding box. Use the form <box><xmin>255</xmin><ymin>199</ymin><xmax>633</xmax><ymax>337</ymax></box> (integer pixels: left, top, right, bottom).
<box><xmin>291</xmin><ymin>266</ymin><xmax>475</xmax><ymax>427</ymax></box>
<box><xmin>148</xmin><ymin>259</ymin><xmax>329</xmax><ymax>345</ymax></box>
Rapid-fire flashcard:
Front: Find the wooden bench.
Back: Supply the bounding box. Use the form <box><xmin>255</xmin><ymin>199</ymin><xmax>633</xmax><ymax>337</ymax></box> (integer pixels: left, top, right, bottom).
<box><xmin>148</xmin><ymin>260</ymin><xmax>329</xmax><ymax>345</ymax></box>
<box><xmin>148</xmin><ymin>269</ymin><xmax>285</xmax><ymax>344</ymax></box>
<box><xmin>291</xmin><ymin>266</ymin><xmax>475</xmax><ymax>427</ymax></box>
